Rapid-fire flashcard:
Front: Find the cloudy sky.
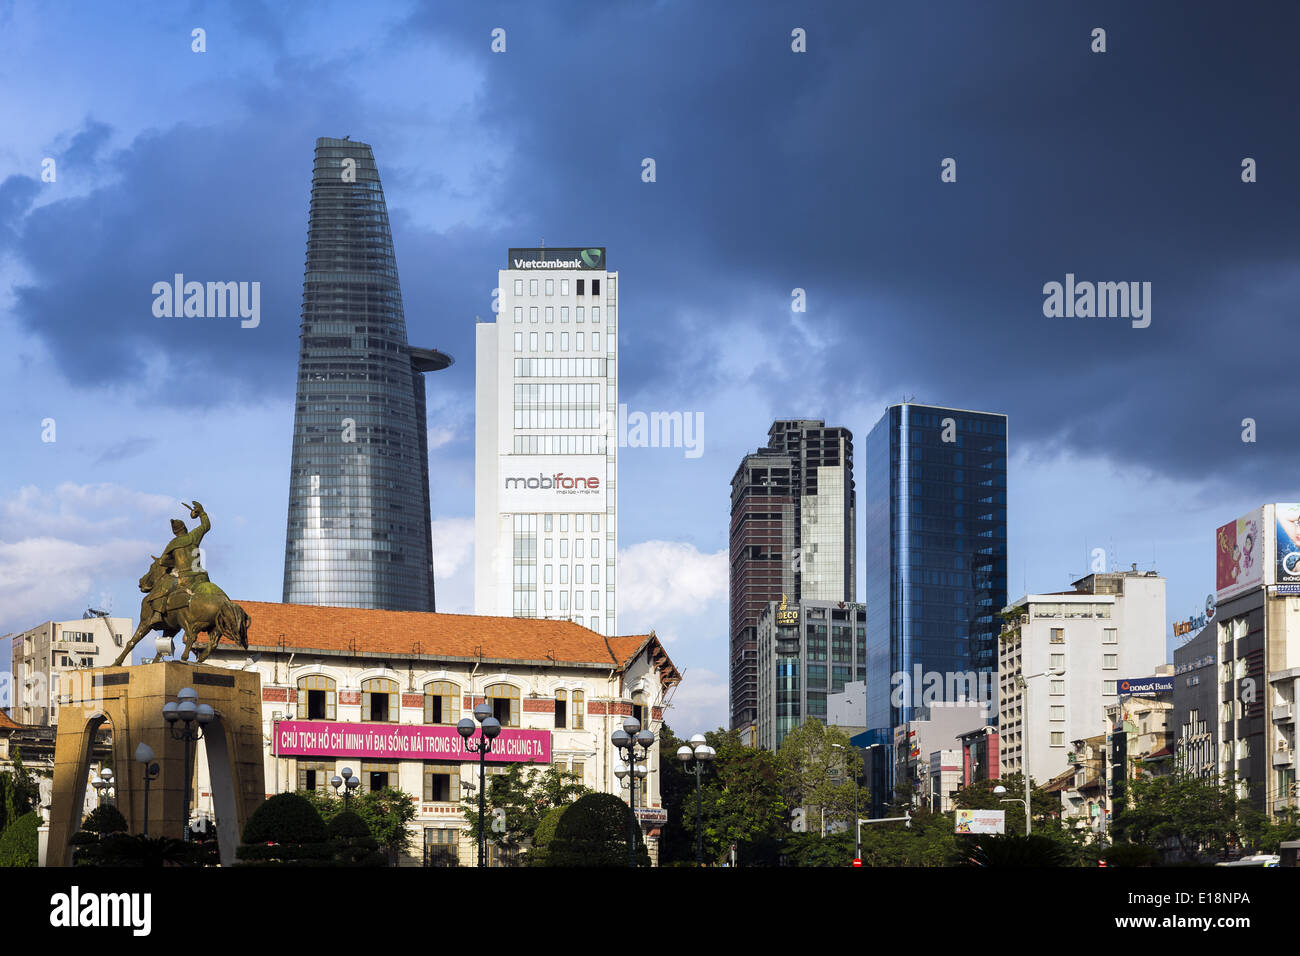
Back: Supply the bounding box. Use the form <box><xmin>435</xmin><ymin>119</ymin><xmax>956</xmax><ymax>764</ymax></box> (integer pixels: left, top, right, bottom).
<box><xmin>1</xmin><ymin>1</ymin><xmax>1297</xmax><ymax>733</ymax></box>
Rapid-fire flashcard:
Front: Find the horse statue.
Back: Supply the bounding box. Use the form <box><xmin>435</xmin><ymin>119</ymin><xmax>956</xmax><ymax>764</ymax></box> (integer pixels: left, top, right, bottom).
<box><xmin>112</xmin><ymin>501</ymin><xmax>251</xmax><ymax>665</ymax></box>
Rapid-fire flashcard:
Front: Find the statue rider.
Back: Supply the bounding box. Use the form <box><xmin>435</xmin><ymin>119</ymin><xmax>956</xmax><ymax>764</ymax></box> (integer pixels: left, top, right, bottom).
<box><xmin>142</xmin><ymin>501</ymin><xmax>210</xmax><ymax>620</ymax></box>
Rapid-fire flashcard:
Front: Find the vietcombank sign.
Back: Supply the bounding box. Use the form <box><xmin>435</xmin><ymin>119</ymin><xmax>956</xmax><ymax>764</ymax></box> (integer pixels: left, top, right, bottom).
<box><xmin>508</xmin><ymin>247</ymin><xmax>605</xmax><ymax>270</ymax></box>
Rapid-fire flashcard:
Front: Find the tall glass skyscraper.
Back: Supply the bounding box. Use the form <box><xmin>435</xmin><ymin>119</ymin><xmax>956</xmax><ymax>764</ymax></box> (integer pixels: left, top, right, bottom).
<box><xmin>282</xmin><ymin>137</ymin><xmax>452</xmax><ymax>611</ymax></box>
<box><xmin>864</xmin><ymin>404</ymin><xmax>1007</xmax><ymax>731</ymax></box>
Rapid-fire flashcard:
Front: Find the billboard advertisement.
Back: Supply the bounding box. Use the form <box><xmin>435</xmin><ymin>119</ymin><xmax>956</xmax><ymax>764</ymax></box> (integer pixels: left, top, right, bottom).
<box><xmin>1275</xmin><ymin>503</ymin><xmax>1300</xmax><ymax>586</ymax></box>
<box><xmin>1117</xmin><ymin>677</ymin><xmax>1174</xmax><ymax>694</ymax></box>
<box><xmin>507</xmin><ymin>247</ymin><xmax>605</xmax><ymax>270</ymax></box>
<box><xmin>955</xmin><ymin>809</ymin><xmax>1005</xmax><ymax>835</ymax></box>
<box><xmin>498</xmin><ymin>454</ymin><xmax>607</xmax><ymax>513</ymax></box>
<box><xmin>274</xmin><ymin>721</ymin><xmax>551</xmax><ymax>763</ymax></box>
<box><xmin>1216</xmin><ymin>508</ymin><xmax>1264</xmax><ymax>602</ymax></box>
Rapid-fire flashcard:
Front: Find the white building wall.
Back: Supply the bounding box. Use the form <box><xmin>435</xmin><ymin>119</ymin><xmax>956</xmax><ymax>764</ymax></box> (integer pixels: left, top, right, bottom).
<box><xmin>474</xmin><ymin>259</ymin><xmax>618</xmax><ymax>634</ymax></box>
<box><xmin>1000</xmin><ymin>577</ymin><xmax>1166</xmax><ymax>785</ymax></box>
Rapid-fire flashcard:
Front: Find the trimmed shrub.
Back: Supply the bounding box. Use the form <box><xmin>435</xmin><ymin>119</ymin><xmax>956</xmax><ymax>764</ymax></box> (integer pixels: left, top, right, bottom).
<box><xmin>547</xmin><ymin>793</ymin><xmax>650</xmax><ymax>867</ymax></box>
<box><xmin>241</xmin><ymin>793</ymin><xmax>327</xmax><ymax>845</ymax></box>
<box><xmin>327</xmin><ymin>810</ymin><xmax>371</xmax><ymax>840</ymax></box>
<box><xmin>526</xmin><ymin>805</ymin><xmax>568</xmax><ymax>867</ymax></box>
<box><xmin>327</xmin><ymin>811</ymin><xmax>383</xmax><ymax>867</ymax></box>
<box><xmin>82</xmin><ymin>805</ymin><xmax>129</xmax><ymax>836</ymax></box>
<box><xmin>0</xmin><ymin>812</ymin><xmax>40</xmax><ymax>867</ymax></box>
<box><xmin>237</xmin><ymin>793</ymin><xmax>336</xmax><ymax>866</ymax></box>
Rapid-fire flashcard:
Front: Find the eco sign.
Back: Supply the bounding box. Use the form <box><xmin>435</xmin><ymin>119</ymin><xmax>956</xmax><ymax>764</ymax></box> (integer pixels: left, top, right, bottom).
<box><xmin>507</xmin><ymin>247</ymin><xmax>605</xmax><ymax>270</ymax></box>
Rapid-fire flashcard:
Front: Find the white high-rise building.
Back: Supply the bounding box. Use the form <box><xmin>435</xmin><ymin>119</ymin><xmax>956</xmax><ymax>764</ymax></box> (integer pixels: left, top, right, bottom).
<box><xmin>998</xmin><ymin>568</ymin><xmax>1166</xmax><ymax>785</ymax></box>
<box><xmin>475</xmin><ymin>247</ymin><xmax>618</xmax><ymax>634</ymax></box>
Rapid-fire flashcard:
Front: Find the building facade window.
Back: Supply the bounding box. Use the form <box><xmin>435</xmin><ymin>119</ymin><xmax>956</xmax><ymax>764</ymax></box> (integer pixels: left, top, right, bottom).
<box><xmin>297</xmin><ymin>675</ymin><xmax>336</xmax><ymax>720</ymax></box>
<box><xmin>362</xmin><ymin>677</ymin><xmax>399</xmax><ymax>722</ymax></box>
<box><xmin>572</xmin><ymin>690</ymin><xmax>584</xmax><ymax>729</ymax></box>
<box><xmin>555</xmin><ymin>690</ymin><xmax>567</xmax><ymax>729</ymax></box>
<box><xmin>362</xmin><ymin>761</ymin><xmax>399</xmax><ymax>792</ymax></box>
<box><xmin>424</xmin><ymin>680</ymin><xmax>459</xmax><ymax>725</ymax></box>
<box><xmin>423</xmin><ymin>827</ymin><xmax>459</xmax><ymax>867</ymax></box>
<box><xmin>423</xmin><ymin>762</ymin><xmax>461</xmax><ymax>803</ymax></box>
<box><xmin>1050</xmin><ymin>628</ymin><xmax>1064</xmax><ymax>644</ymax></box>
<box><xmin>486</xmin><ymin>683</ymin><xmax>520</xmax><ymax>727</ymax></box>
<box><xmin>297</xmin><ymin>760</ymin><xmax>330</xmax><ymax>794</ymax></box>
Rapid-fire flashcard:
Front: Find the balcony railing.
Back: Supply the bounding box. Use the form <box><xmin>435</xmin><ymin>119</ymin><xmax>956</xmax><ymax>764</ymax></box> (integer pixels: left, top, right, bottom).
<box><xmin>1274</xmin><ymin>703</ymin><xmax>1295</xmax><ymax>723</ymax></box>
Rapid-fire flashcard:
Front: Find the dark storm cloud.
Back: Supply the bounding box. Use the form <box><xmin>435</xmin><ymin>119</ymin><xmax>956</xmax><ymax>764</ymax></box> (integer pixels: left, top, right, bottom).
<box><xmin>5</xmin><ymin>0</ymin><xmax>1298</xmax><ymax>486</ymax></box>
<box><xmin>398</xmin><ymin>0</ymin><xmax>1300</xmax><ymax>484</ymax></box>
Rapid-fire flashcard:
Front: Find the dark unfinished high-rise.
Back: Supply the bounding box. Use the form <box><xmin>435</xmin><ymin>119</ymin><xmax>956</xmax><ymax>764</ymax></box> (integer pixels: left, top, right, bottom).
<box><xmin>729</xmin><ymin>420</ymin><xmax>856</xmax><ymax>736</ymax></box>
<box><xmin>282</xmin><ymin>137</ymin><xmax>452</xmax><ymax>611</ymax></box>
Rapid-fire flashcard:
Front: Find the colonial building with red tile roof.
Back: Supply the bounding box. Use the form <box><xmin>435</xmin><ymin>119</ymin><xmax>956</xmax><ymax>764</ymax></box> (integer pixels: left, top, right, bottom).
<box><xmin>197</xmin><ymin>601</ymin><xmax>680</xmax><ymax>866</ymax></box>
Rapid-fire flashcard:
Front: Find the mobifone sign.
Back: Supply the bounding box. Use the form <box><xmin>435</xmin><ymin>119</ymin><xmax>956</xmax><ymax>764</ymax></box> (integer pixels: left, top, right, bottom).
<box><xmin>498</xmin><ymin>455</ymin><xmax>607</xmax><ymax>512</ymax></box>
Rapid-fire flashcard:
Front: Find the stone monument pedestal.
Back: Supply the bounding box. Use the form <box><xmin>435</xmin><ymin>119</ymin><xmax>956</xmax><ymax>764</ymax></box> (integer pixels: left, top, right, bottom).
<box><xmin>47</xmin><ymin>661</ymin><xmax>264</xmax><ymax>866</ymax></box>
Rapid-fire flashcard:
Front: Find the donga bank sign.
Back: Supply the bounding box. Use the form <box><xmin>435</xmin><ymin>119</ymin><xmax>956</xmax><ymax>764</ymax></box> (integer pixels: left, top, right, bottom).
<box><xmin>499</xmin><ymin>455</ymin><xmax>607</xmax><ymax>511</ymax></box>
<box><xmin>508</xmin><ymin>247</ymin><xmax>605</xmax><ymax>270</ymax></box>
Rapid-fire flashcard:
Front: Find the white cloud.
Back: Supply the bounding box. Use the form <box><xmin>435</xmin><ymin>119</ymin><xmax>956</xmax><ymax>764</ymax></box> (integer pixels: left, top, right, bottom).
<box><xmin>2</xmin><ymin>482</ymin><xmax>176</xmax><ymax>539</ymax></box>
<box><xmin>431</xmin><ymin>517</ymin><xmax>474</xmax><ymax>614</ymax></box>
<box><xmin>617</xmin><ymin>540</ymin><xmax>726</xmax><ymax>614</ymax></box>
<box><xmin>661</xmin><ymin>665</ymin><xmax>729</xmax><ymax>735</ymax></box>
<box><xmin>427</xmin><ymin>426</ymin><xmax>456</xmax><ymax>450</ymax></box>
<box><xmin>0</xmin><ymin>535</ymin><xmax>147</xmax><ymax>630</ymax></box>
<box><xmin>0</xmin><ymin>482</ymin><xmax>181</xmax><ymax>634</ymax></box>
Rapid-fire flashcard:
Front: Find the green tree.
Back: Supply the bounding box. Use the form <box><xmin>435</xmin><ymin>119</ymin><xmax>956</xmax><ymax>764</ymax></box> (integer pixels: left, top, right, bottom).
<box><xmin>0</xmin><ymin>749</ymin><xmax>40</xmax><ymax>835</ymax></box>
<box><xmin>547</xmin><ymin>792</ymin><xmax>649</xmax><ymax>867</ymax></box>
<box><xmin>857</xmin><ymin>804</ymin><xmax>956</xmax><ymax>866</ymax></box>
<box><xmin>302</xmin><ymin>787</ymin><xmax>418</xmax><ymax>864</ymax></box>
<box><xmin>681</xmin><ymin>729</ymin><xmax>790</xmax><ymax>865</ymax></box>
<box><xmin>460</xmin><ymin>764</ymin><xmax>588</xmax><ymax>863</ymax></box>
<box><xmin>0</xmin><ymin>811</ymin><xmax>40</xmax><ymax>867</ymax></box>
<box><xmin>1112</xmin><ymin>772</ymin><xmax>1243</xmax><ymax>862</ymax></box>
<box><xmin>655</xmin><ymin>724</ymin><xmax>696</xmax><ymax>864</ymax></box>
<box><xmin>776</xmin><ymin>721</ymin><xmax>867</xmax><ymax>836</ymax></box>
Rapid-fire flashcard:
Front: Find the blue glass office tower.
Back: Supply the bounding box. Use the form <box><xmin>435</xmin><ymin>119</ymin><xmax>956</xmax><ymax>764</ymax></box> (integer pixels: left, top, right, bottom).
<box><xmin>864</xmin><ymin>404</ymin><xmax>1007</xmax><ymax>731</ymax></box>
<box><xmin>282</xmin><ymin>137</ymin><xmax>452</xmax><ymax>611</ymax></box>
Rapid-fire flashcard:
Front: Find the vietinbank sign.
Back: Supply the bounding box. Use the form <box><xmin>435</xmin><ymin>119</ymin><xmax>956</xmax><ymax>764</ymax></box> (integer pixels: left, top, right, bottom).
<box><xmin>507</xmin><ymin>247</ymin><xmax>605</xmax><ymax>270</ymax></box>
<box><xmin>499</xmin><ymin>454</ymin><xmax>607</xmax><ymax>511</ymax></box>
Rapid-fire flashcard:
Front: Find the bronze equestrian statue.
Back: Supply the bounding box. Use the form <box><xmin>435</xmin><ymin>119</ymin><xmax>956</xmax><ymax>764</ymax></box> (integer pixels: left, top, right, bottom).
<box><xmin>112</xmin><ymin>501</ymin><xmax>250</xmax><ymax>666</ymax></box>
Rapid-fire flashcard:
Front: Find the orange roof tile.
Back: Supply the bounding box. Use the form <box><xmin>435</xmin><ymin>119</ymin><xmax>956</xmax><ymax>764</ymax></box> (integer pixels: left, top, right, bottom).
<box><xmin>0</xmin><ymin>709</ymin><xmax>22</xmax><ymax>731</ymax></box>
<box><xmin>225</xmin><ymin>601</ymin><xmax>673</xmax><ymax>675</ymax></box>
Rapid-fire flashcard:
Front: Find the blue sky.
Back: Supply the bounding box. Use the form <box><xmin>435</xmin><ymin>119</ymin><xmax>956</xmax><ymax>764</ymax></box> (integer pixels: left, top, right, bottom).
<box><xmin>1</xmin><ymin>1</ymin><xmax>1298</xmax><ymax>733</ymax></box>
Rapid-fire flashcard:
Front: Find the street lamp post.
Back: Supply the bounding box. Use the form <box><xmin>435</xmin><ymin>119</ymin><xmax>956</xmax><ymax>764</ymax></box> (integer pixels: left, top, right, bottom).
<box><xmin>162</xmin><ymin>687</ymin><xmax>213</xmax><ymax>842</ymax></box>
<box><xmin>91</xmin><ymin>767</ymin><xmax>115</xmax><ymax>807</ymax></box>
<box><xmin>831</xmin><ymin>742</ymin><xmax>860</xmax><ymax>858</ymax></box>
<box><xmin>134</xmin><ymin>743</ymin><xmax>160</xmax><ymax>837</ymax></box>
<box><xmin>331</xmin><ymin>767</ymin><xmax>360</xmax><ymax>809</ymax></box>
<box><xmin>612</xmin><ymin>716</ymin><xmax>655</xmax><ymax>867</ymax></box>
<box><xmin>458</xmin><ymin>702</ymin><xmax>501</xmax><ymax>868</ymax></box>
<box><xmin>676</xmin><ymin>733</ymin><xmax>715</xmax><ymax>866</ymax></box>
<box><xmin>1006</xmin><ymin>666</ymin><xmax>1063</xmax><ymax>836</ymax></box>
